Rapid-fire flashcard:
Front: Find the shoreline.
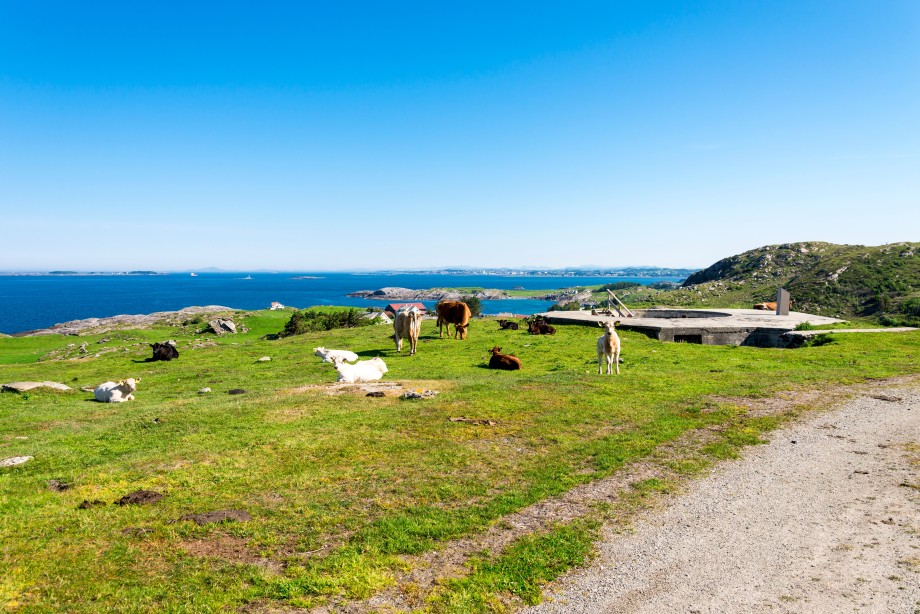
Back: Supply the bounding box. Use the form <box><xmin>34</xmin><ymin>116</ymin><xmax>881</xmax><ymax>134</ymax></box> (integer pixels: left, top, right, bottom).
<box><xmin>10</xmin><ymin>306</ymin><xmax>237</xmax><ymax>337</ymax></box>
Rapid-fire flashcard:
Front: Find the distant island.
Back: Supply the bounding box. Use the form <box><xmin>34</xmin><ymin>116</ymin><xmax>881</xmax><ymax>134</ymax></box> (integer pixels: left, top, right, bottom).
<box><xmin>22</xmin><ymin>271</ymin><xmax>167</xmax><ymax>276</ymax></box>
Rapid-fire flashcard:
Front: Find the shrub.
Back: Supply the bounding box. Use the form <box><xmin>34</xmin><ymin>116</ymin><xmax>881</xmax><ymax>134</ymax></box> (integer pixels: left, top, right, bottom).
<box><xmin>549</xmin><ymin>301</ymin><xmax>582</xmax><ymax>312</ymax></box>
<box><xmin>900</xmin><ymin>298</ymin><xmax>920</xmax><ymax>317</ymax></box>
<box><xmin>878</xmin><ymin>314</ymin><xmax>920</xmax><ymax>328</ymax></box>
<box><xmin>461</xmin><ymin>296</ymin><xmax>483</xmax><ymax>317</ymax></box>
<box><xmin>279</xmin><ymin>307</ymin><xmax>373</xmax><ymax>337</ymax></box>
<box><xmin>802</xmin><ymin>333</ymin><xmax>835</xmax><ymax>347</ymax></box>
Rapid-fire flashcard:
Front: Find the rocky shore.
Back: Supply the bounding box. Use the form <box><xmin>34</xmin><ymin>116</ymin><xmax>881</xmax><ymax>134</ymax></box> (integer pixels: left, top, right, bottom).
<box><xmin>14</xmin><ymin>306</ymin><xmax>237</xmax><ymax>337</ymax></box>
<box><xmin>347</xmin><ymin>286</ymin><xmax>596</xmax><ymax>303</ymax></box>
<box><xmin>346</xmin><ymin>287</ymin><xmax>511</xmax><ymax>301</ymax></box>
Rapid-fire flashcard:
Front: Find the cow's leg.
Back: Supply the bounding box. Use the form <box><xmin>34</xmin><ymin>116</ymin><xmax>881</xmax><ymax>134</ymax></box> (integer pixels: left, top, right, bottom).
<box><xmin>598</xmin><ymin>351</ymin><xmax>604</xmax><ymax>375</ymax></box>
<box><xmin>396</xmin><ymin>335</ymin><xmax>402</xmax><ymax>353</ymax></box>
<box><xmin>614</xmin><ymin>349</ymin><xmax>620</xmax><ymax>375</ymax></box>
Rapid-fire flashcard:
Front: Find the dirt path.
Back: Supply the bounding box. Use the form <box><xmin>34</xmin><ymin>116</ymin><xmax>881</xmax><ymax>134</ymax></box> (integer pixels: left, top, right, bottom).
<box><xmin>529</xmin><ymin>388</ymin><xmax>920</xmax><ymax>613</ymax></box>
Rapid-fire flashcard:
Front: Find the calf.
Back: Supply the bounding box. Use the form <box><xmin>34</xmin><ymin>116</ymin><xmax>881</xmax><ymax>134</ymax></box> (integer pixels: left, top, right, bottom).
<box><xmin>527</xmin><ymin>317</ymin><xmax>556</xmax><ymax>335</ymax></box>
<box><xmin>313</xmin><ymin>347</ymin><xmax>359</xmax><ymax>363</ymax></box>
<box><xmin>331</xmin><ymin>356</ymin><xmax>388</xmax><ymax>383</ymax></box>
<box><xmin>94</xmin><ymin>378</ymin><xmax>140</xmax><ymax>403</ymax></box>
<box><xmin>597</xmin><ymin>321</ymin><xmax>621</xmax><ymax>375</ymax></box>
<box><xmin>393</xmin><ymin>305</ymin><xmax>423</xmax><ymax>355</ymax></box>
<box><xmin>497</xmin><ymin>319</ymin><xmax>519</xmax><ymax>331</ymax></box>
<box><xmin>149</xmin><ymin>342</ymin><xmax>179</xmax><ymax>361</ymax></box>
<box><xmin>488</xmin><ymin>347</ymin><xmax>522</xmax><ymax>370</ymax></box>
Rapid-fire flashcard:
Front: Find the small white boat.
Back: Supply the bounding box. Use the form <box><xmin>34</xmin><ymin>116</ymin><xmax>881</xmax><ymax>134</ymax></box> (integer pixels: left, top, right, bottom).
<box><xmin>190</xmin><ymin>273</ymin><xmax>197</xmax><ymax>277</ymax></box>
<box><xmin>242</xmin><ymin>275</ymin><xmax>253</xmax><ymax>280</ymax></box>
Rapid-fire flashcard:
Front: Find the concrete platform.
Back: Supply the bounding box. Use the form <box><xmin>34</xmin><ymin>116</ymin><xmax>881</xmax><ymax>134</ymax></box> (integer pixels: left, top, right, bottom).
<box><xmin>539</xmin><ymin>308</ymin><xmax>846</xmax><ymax>347</ymax></box>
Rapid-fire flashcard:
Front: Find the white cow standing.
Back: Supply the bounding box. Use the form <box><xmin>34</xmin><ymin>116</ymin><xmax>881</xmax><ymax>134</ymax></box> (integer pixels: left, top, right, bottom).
<box><xmin>597</xmin><ymin>321</ymin><xmax>621</xmax><ymax>375</ymax></box>
<box><xmin>393</xmin><ymin>305</ymin><xmax>423</xmax><ymax>355</ymax></box>
<box><xmin>94</xmin><ymin>378</ymin><xmax>140</xmax><ymax>402</ymax></box>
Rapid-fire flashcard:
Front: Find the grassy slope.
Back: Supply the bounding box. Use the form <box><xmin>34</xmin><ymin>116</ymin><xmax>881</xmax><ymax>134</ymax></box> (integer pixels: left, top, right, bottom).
<box><xmin>621</xmin><ymin>241</ymin><xmax>920</xmax><ymax>320</ymax></box>
<box><xmin>1</xmin><ymin>309</ymin><xmax>919</xmax><ymax>611</ymax></box>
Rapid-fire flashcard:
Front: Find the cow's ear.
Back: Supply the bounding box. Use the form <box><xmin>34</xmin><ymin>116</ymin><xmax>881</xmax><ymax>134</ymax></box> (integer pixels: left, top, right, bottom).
<box><xmin>614</xmin><ymin>321</ymin><xmax>621</xmax><ymax>327</ymax></box>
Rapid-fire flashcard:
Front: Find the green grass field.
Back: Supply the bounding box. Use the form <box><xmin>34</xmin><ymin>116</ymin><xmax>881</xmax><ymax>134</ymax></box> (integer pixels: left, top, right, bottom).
<box><xmin>2</xmin><ymin>309</ymin><xmax>918</xmax><ymax>612</ymax></box>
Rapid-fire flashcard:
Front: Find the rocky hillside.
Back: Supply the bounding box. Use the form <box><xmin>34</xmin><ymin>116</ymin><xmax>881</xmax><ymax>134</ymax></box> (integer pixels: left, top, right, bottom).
<box><xmin>660</xmin><ymin>242</ymin><xmax>920</xmax><ymax>321</ymax></box>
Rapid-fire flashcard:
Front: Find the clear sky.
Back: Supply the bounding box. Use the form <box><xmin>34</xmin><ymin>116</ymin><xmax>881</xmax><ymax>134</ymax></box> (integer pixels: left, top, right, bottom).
<box><xmin>1</xmin><ymin>1</ymin><xmax>918</xmax><ymax>271</ymax></box>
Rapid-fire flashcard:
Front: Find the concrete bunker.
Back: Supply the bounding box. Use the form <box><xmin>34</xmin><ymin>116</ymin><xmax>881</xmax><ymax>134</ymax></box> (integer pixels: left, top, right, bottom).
<box><xmin>541</xmin><ymin>307</ymin><xmax>845</xmax><ymax>348</ymax></box>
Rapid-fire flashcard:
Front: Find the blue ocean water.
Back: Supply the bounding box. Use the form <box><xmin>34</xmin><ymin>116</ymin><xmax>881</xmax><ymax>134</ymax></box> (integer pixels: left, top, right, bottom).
<box><xmin>0</xmin><ymin>273</ymin><xmax>683</xmax><ymax>334</ymax></box>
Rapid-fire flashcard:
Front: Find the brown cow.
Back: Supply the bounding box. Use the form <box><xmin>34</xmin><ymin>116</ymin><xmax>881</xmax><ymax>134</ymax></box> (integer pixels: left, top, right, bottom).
<box><xmin>488</xmin><ymin>347</ymin><xmax>522</xmax><ymax>370</ymax></box>
<box><xmin>436</xmin><ymin>301</ymin><xmax>472</xmax><ymax>339</ymax></box>
<box><xmin>526</xmin><ymin>316</ymin><xmax>556</xmax><ymax>335</ymax></box>
<box><xmin>753</xmin><ymin>301</ymin><xmax>794</xmax><ymax>311</ymax></box>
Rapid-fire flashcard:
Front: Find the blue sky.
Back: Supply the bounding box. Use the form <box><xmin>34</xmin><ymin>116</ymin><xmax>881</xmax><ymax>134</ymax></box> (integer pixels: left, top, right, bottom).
<box><xmin>1</xmin><ymin>1</ymin><xmax>918</xmax><ymax>271</ymax></box>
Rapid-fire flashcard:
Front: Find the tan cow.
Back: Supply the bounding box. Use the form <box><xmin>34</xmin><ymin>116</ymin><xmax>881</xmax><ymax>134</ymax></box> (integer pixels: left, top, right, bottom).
<box><xmin>393</xmin><ymin>305</ymin><xmax>423</xmax><ymax>355</ymax></box>
<box><xmin>436</xmin><ymin>301</ymin><xmax>472</xmax><ymax>339</ymax></box>
<box><xmin>597</xmin><ymin>321</ymin><xmax>621</xmax><ymax>375</ymax></box>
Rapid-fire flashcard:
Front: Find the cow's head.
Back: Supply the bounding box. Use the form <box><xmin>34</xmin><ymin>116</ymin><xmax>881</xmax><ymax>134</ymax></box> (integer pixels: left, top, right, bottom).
<box><xmin>488</xmin><ymin>346</ymin><xmax>502</xmax><ymax>356</ymax></box>
<box><xmin>455</xmin><ymin>323</ymin><xmax>469</xmax><ymax>339</ymax></box>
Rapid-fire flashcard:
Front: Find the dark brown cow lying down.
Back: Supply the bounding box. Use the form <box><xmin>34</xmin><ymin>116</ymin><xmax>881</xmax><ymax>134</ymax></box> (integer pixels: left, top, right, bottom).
<box><xmin>488</xmin><ymin>347</ymin><xmax>522</xmax><ymax>370</ymax></box>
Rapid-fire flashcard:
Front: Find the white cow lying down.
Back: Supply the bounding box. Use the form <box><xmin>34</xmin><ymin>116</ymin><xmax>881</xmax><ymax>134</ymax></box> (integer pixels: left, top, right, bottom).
<box><xmin>313</xmin><ymin>347</ymin><xmax>359</xmax><ymax>364</ymax></box>
<box><xmin>94</xmin><ymin>378</ymin><xmax>140</xmax><ymax>403</ymax></box>
<box><xmin>331</xmin><ymin>357</ymin><xmax>388</xmax><ymax>383</ymax></box>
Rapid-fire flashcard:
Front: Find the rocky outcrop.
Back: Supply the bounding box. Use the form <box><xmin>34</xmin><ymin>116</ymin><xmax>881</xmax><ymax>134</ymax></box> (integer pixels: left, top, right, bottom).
<box><xmin>17</xmin><ymin>306</ymin><xmax>236</xmax><ymax>337</ymax></box>
<box><xmin>347</xmin><ymin>287</ymin><xmax>510</xmax><ymax>300</ymax></box>
<box><xmin>2</xmin><ymin>381</ymin><xmax>72</xmax><ymax>393</ymax></box>
<box><xmin>207</xmin><ymin>318</ymin><xmax>237</xmax><ymax>335</ymax></box>
<box><xmin>537</xmin><ymin>289</ymin><xmax>594</xmax><ymax>303</ymax></box>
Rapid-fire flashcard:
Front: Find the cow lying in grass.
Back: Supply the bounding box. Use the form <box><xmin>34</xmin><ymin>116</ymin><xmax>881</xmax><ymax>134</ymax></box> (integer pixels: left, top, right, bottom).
<box><xmin>314</xmin><ymin>347</ymin><xmax>359</xmax><ymax>364</ymax></box>
<box><xmin>149</xmin><ymin>342</ymin><xmax>178</xmax><ymax>361</ymax></box>
<box><xmin>331</xmin><ymin>357</ymin><xmax>388</xmax><ymax>383</ymax></box>
<box><xmin>597</xmin><ymin>320</ymin><xmax>621</xmax><ymax>375</ymax></box>
<box><xmin>497</xmin><ymin>319</ymin><xmax>519</xmax><ymax>330</ymax></box>
<box><xmin>527</xmin><ymin>316</ymin><xmax>555</xmax><ymax>335</ymax></box>
<box><xmin>94</xmin><ymin>378</ymin><xmax>140</xmax><ymax>403</ymax></box>
<box><xmin>753</xmin><ymin>301</ymin><xmax>794</xmax><ymax>311</ymax></box>
<box><xmin>488</xmin><ymin>347</ymin><xmax>522</xmax><ymax>370</ymax></box>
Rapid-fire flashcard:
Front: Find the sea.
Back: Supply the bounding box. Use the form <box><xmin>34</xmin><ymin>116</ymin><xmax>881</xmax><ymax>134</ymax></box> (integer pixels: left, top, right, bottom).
<box><xmin>0</xmin><ymin>272</ymin><xmax>684</xmax><ymax>335</ymax></box>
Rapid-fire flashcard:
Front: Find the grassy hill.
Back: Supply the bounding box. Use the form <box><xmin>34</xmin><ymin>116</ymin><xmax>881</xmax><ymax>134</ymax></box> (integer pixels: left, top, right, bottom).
<box><xmin>614</xmin><ymin>242</ymin><xmax>920</xmax><ymax>324</ymax></box>
<box><xmin>2</xmin><ymin>308</ymin><xmax>919</xmax><ymax>611</ymax></box>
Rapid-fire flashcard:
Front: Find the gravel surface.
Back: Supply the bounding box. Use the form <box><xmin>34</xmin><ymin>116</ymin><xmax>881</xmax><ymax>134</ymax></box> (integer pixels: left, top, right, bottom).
<box><xmin>530</xmin><ymin>388</ymin><xmax>920</xmax><ymax>614</ymax></box>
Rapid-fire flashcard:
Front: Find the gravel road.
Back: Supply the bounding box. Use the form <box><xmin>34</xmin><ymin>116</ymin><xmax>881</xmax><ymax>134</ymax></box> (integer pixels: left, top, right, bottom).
<box><xmin>530</xmin><ymin>388</ymin><xmax>920</xmax><ymax>613</ymax></box>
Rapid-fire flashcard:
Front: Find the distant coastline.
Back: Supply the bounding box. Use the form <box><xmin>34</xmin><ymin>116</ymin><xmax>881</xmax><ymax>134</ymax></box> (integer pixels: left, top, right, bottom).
<box><xmin>0</xmin><ymin>266</ymin><xmax>696</xmax><ymax>278</ymax></box>
<box><xmin>0</xmin><ymin>271</ymin><xmax>687</xmax><ymax>334</ymax></box>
